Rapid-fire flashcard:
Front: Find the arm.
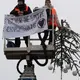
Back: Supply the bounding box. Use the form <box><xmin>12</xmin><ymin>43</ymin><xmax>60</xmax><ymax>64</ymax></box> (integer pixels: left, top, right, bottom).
<box><xmin>10</xmin><ymin>7</ymin><xmax>19</xmax><ymax>16</ymax></box>
<box><xmin>24</xmin><ymin>6</ymin><xmax>32</xmax><ymax>15</ymax></box>
<box><xmin>54</xmin><ymin>9</ymin><xmax>61</xmax><ymax>28</ymax></box>
<box><xmin>55</xmin><ymin>12</ymin><xmax>61</xmax><ymax>27</ymax></box>
<box><xmin>27</xmin><ymin>7</ymin><xmax>32</xmax><ymax>13</ymax></box>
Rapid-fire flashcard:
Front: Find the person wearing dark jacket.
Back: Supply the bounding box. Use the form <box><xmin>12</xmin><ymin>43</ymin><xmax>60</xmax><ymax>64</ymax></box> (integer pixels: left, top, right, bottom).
<box><xmin>10</xmin><ymin>0</ymin><xmax>32</xmax><ymax>47</ymax></box>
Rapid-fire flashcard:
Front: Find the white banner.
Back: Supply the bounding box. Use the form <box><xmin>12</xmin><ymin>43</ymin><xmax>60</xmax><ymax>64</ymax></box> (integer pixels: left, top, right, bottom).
<box><xmin>3</xmin><ymin>8</ymin><xmax>48</xmax><ymax>38</ymax></box>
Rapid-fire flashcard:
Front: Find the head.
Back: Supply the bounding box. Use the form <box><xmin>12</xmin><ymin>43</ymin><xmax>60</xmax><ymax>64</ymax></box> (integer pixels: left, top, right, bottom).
<box><xmin>18</xmin><ymin>0</ymin><xmax>25</xmax><ymax>5</ymax></box>
<box><xmin>45</xmin><ymin>0</ymin><xmax>52</xmax><ymax>8</ymax></box>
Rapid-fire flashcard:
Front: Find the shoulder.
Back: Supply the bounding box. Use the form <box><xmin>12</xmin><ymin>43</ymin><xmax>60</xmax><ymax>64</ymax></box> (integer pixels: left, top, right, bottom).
<box><xmin>27</xmin><ymin>6</ymin><xmax>31</xmax><ymax>9</ymax></box>
<box><xmin>14</xmin><ymin>5</ymin><xmax>19</xmax><ymax>9</ymax></box>
<box><xmin>25</xmin><ymin>5</ymin><xmax>32</xmax><ymax>13</ymax></box>
<box><xmin>52</xmin><ymin>8</ymin><xmax>56</xmax><ymax>13</ymax></box>
<box><xmin>25</xmin><ymin>5</ymin><xmax>31</xmax><ymax>10</ymax></box>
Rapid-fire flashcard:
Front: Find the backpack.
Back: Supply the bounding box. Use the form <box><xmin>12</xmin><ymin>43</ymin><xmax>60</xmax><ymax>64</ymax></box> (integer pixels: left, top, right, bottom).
<box><xmin>7</xmin><ymin>41</ymin><xmax>15</xmax><ymax>47</ymax></box>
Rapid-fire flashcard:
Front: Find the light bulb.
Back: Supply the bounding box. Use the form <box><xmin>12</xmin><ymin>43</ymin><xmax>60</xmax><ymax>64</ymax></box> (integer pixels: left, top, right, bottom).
<box><xmin>66</xmin><ymin>64</ymin><xmax>71</xmax><ymax>70</ymax></box>
<box><xmin>72</xmin><ymin>71</ymin><xmax>77</xmax><ymax>76</ymax></box>
<box><xmin>57</xmin><ymin>61</ymin><xmax>63</xmax><ymax>66</ymax></box>
<box><xmin>48</xmin><ymin>65</ymin><xmax>53</xmax><ymax>70</ymax></box>
<box><xmin>63</xmin><ymin>68</ymin><xmax>68</xmax><ymax>73</ymax></box>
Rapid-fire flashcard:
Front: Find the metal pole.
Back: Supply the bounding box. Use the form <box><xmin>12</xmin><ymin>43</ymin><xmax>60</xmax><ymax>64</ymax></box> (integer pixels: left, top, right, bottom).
<box><xmin>52</xmin><ymin>11</ymin><xmax>54</xmax><ymax>47</ymax></box>
<box><xmin>60</xmin><ymin>19</ymin><xmax>64</xmax><ymax>80</ymax></box>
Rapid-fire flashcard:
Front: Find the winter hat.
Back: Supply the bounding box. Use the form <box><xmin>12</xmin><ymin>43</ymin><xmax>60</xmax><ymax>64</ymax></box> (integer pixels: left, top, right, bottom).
<box><xmin>18</xmin><ymin>0</ymin><xmax>25</xmax><ymax>3</ymax></box>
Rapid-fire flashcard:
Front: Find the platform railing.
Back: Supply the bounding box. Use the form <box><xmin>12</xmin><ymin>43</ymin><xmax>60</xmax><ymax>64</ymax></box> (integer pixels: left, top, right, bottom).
<box><xmin>4</xmin><ymin>29</ymin><xmax>55</xmax><ymax>59</ymax></box>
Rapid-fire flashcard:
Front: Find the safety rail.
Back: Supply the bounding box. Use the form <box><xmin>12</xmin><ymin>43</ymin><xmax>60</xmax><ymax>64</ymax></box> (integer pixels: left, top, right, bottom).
<box><xmin>4</xmin><ymin>29</ymin><xmax>55</xmax><ymax>60</ymax></box>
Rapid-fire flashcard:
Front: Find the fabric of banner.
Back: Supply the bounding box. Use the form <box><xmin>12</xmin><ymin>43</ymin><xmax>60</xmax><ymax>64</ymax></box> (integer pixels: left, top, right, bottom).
<box><xmin>3</xmin><ymin>8</ymin><xmax>48</xmax><ymax>38</ymax></box>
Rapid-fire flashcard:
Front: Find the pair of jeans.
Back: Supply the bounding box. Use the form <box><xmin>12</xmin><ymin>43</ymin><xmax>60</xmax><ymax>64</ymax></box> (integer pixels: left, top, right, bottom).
<box><xmin>15</xmin><ymin>36</ymin><xmax>28</xmax><ymax>47</ymax></box>
<box><xmin>38</xmin><ymin>30</ymin><xmax>52</xmax><ymax>45</ymax></box>
<box><xmin>38</xmin><ymin>30</ymin><xmax>48</xmax><ymax>45</ymax></box>
<box><xmin>48</xmin><ymin>25</ymin><xmax>57</xmax><ymax>44</ymax></box>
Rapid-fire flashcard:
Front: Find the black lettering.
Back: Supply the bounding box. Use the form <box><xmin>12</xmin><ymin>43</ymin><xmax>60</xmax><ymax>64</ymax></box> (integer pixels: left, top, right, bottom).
<box><xmin>7</xmin><ymin>19</ymin><xmax>12</xmax><ymax>24</ymax></box>
<box><xmin>6</xmin><ymin>26</ymin><xmax>11</xmax><ymax>32</ymax></box>
<box><xmin>16</xmin><ymin>27</ymin><xmax>20</xmax><ymax>32</ymax></box>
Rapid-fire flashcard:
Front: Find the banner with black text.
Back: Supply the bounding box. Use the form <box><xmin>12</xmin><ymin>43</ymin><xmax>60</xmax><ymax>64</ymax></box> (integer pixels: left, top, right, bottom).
<box><xmin>3</xmin><ymin>8</ymin><xmax>48</xmax><ymax>38</ymax></box>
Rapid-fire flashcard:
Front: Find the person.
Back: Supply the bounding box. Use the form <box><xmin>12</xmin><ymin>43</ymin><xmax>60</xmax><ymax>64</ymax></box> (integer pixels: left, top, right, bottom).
<box><xmin>10</xmin><ymin>0</ymin><xmax>32</xmax><ymax>47</ymax></box>
<box><xmin>44</xmin><ymin>0</ymin><xmax>61</xmax><ymax>44</ymax></box>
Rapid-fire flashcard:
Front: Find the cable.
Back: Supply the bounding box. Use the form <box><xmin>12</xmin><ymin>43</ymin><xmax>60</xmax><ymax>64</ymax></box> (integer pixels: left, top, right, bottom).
<box><xmin>34</xmin><ymin>35</ymin><xmax>48</xmax><ymax>66</ymax></box>
<box><xmin>16</xmin><ymin>58</ymin><xmax>24</xmax><ymax>74</ymax></box>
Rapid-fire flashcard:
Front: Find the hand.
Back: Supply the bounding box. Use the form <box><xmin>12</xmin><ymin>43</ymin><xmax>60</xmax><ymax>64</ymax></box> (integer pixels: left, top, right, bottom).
<box><xmin>19</xmin><ymin>11</ymin><xmax>23</xmax><ymax>16</ymax></box>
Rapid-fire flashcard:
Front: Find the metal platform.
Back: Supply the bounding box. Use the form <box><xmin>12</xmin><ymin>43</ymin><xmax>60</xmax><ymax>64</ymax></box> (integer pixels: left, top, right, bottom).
<box><xmin>4</xmin><ymin>45</ymin><xmax>54</xmax><ymax>59</ymax></box>
<box><xmin>4</xmin><ymin>29</ymin><xmax>54</xmax><ymax>60</ymax></box>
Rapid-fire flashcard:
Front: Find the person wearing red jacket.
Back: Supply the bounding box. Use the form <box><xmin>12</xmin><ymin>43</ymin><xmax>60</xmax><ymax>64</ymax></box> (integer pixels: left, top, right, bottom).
<box><xmin>10</xmin><ymin>0</ymin><xmax>32</xmax><ymax>47</ymax></box>
<box><xmin>45</xmin><ymin>0</ymin><xmax>61</xmax><ymax>44</ymax></box>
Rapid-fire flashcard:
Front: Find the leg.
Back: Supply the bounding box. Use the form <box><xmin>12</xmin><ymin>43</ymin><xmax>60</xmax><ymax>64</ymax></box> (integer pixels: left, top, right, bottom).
<box><xmin>42</xmin><ymin>30</ymin><xmax>48</xmax><ymax>45</ymax></box>
<box><xmin>38</xmin><ymin>30</ymin><xmax>48</xmax><ymax>45</ymax></box>
<box><xmin>15</xmin><ymin>37</ymin><xmax>21</xmax><ymax>47</ymax></box>
<box><xmin>38</xmin><ymin>32</ymin><xmax>42</xmax><ymax>41</ymax></box>
<box><xmin>23</xmin><ymin>36</ymin><xmax>28</xmax><ymax>47</ymax></box>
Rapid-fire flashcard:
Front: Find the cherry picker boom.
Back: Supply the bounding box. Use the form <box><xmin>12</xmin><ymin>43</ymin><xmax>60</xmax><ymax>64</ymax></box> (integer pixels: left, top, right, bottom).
<box><xmin>3</xmin><ymin>0</ymin><xmax>55</xmax><ymax>80</ymax></box>
<box><xmin>5</xmin><ymin>0</ymin><xmax>80</xmax><ymax>80</ymax></box>
<box><xmin>4</xmin><ymin>28</ymin><xmax>55</xmax><ymax>80</ymax></box>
